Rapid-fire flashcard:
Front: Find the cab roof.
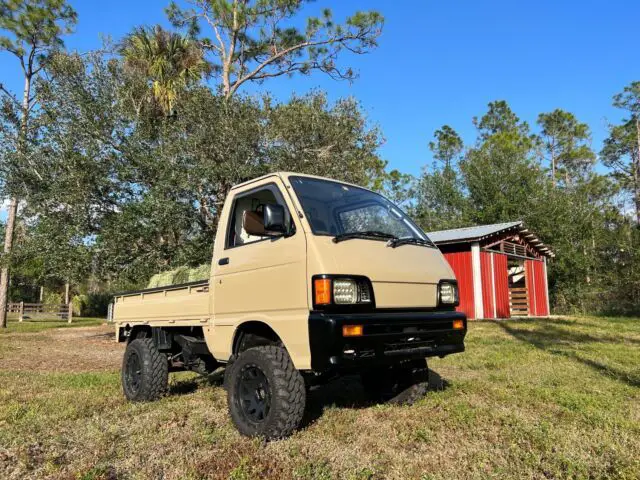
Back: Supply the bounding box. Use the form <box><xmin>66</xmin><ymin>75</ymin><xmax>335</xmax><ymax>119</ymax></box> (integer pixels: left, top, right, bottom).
<box><xmin>230</xmin><ymin>172</ymin><xmax>371</xmax><ymax>192</ymax></box>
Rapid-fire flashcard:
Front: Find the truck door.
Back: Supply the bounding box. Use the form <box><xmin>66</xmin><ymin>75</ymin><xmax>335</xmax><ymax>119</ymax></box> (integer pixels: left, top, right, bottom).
<box><xmin>211</xmin><ymin>179</ymin><xmax>310</xmax><ymax>366</ymax></box>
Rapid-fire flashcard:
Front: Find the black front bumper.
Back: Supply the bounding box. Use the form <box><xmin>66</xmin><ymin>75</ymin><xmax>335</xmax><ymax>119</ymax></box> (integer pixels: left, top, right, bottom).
<box><xmin>308</xmin><ymin>310</ymin><xmax>467</xmax><ymax>372</ymax></box>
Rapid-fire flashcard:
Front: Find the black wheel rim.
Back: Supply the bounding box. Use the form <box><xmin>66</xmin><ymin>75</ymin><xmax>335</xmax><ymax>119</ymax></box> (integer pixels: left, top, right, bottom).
<box><xmin>236</xmin><ymin>364</ymin><xmax>271</xmax><ymax>423</ymax></box>
<box><xmin>125</xmin><ymin>351</ymin><xmax>142</xmax><ymax>394</ymax></box>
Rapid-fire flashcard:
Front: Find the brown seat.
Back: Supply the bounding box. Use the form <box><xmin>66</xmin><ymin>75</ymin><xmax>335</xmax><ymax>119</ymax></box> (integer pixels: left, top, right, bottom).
<box><xmin>243</xmin><ymin>210</ymin><xmax>266</xmax><ymax>236</ymax></box>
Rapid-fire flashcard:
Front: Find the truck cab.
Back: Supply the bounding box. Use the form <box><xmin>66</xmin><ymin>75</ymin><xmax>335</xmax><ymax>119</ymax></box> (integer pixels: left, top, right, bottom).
<box><xmin>114</xmin><ymin>172</ymin><xmax>466</xmax><ymax>438</ymax></box>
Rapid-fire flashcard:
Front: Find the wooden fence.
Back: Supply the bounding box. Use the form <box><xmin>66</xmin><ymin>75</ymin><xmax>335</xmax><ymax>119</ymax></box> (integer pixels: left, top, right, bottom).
<box><xmin>7</xmin><ymin>302</ymin><xmax>73</xmax><ymax>323</ymax></box>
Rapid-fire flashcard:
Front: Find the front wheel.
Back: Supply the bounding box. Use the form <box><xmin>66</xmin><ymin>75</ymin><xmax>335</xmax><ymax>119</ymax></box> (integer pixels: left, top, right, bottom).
<box><xmin>122</xmin><ymin>338</ymin><xmax>168</xmax><ymax>401</ymax></box>
<box><xmin>361</xmin><ymin>358</ymin><xmax>430</xmax><ymax>405</ymax></box>
<box><xmin>226</xmin><ymin>346</ymin><xmax>306</xmax><ymax>439</ymax></box>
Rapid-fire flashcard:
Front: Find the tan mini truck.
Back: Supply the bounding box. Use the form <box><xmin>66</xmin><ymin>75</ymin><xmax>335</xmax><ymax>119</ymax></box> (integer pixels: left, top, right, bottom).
<box><xmin>113</xmin><ymin>172</ymin><xmax>467</xmax><ymax>438</ymax></box>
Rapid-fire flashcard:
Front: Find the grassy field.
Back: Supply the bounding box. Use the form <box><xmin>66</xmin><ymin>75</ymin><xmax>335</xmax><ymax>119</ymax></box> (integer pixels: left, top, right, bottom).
<box><xmin>0</xmin><ymin>316</ymin><xmax>638</xmax><ymax>480</ymax></box>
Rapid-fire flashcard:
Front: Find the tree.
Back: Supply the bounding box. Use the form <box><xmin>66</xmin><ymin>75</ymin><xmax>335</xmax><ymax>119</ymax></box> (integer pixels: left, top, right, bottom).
<box><xmin>265</xmin><ymin>92</ymin><xmax>385</xmax><ymax>188</ymax></box>
<box><xmin>166</xmin><ymin>0</ymin><xmax>384</xmax><ymax>98</ymax></box>
<box><xmin>414</xmin><ymin>125</ymin><xmax>468</xmax><ymax>230</ymax></box>
<box><xmin>462</xmin><ymin>101</ymin><xmax>544</xmax><ymax>224</ymax></box>
<box><xmin>537</xmin><ymin>109</ymin><xmax>595</xmax><ymax>186</ymax></box>
<box><xmin>120</xmin><ymin>25</ymin><xmax>209</xmax><ymax>116</ymax></box>
<box><xmin>26</xmin><ymin>50</ymin><xmax>386</xmax><ymax>288</ymax></box>
<box><xmin>0</xmin><ymin>0</ymin><xmax>77</xmax><ymax>328</ymax></box>
<box><xmin>601</xmin><ymin>81</ymin><xmax>640</xmax><ymax>224</ymax></box>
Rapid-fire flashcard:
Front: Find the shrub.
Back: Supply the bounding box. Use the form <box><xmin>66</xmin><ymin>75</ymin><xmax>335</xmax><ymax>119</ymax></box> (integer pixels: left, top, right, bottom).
<box><xmin>42</xmin><ymin>291</ymin><xmax>63</xmax><ymax>305</ymax></box>
<box><xmin>71</xmin><ymin>293</ymin><xmax>111</xmax><ymax>317</ymax></box>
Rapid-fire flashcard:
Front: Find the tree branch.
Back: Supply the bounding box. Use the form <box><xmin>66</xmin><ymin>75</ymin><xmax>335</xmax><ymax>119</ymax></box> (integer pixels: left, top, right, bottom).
<box><xmin>227</xmin><ymin>34</ymin><xmax>363</xmax><ymax>97</ymax></box>
<box><xmin>0</xmin><ymin>83</ymin><xmax>20</xmax><ymax>107</ymax></box>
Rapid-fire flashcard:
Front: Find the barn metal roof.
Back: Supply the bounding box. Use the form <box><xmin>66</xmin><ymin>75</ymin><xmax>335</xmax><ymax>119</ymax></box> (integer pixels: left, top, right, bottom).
<box><xmin>427</xmin><ymin>221</ymin><xmax>554</xmax><ymax>257</ymax></box>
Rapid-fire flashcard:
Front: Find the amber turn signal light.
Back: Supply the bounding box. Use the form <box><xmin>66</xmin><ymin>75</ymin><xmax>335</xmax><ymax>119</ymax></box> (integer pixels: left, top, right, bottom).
<box><xmin>342</xmin><ymin>325</ymin><xmax>363</xmax><ymax>337</ymax></box>
<box><xmin>314</xmin><ymin>278</ymin><xmax>332</xmax><ymax>305</ymax></box>
<box><xmin>452</xmin><ymin>319</ymin><xmax>464</xmax><ymax>330</ymax></box>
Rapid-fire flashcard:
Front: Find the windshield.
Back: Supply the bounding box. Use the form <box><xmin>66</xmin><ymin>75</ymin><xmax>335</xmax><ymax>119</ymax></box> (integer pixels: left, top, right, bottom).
<box><xmin>289</xmin><ymin>176</ymin><xmax>434</xmax><ymax>245</ymax></box>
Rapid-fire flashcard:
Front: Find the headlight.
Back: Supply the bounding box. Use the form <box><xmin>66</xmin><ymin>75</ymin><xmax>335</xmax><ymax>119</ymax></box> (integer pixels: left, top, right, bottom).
<box><xmin>439</xmin><ymin>282</ymin><xmax>458</xmax><ymax>305</ymax></box>
<box><xmin>313</xmin><ymin>276</ymin><xmax>373</xmax><ymax>307</ymax></box>
<box><xmin>333</xmin><ymin>279</ymin><xmax>357</xmax><ymax>304</ymax></box>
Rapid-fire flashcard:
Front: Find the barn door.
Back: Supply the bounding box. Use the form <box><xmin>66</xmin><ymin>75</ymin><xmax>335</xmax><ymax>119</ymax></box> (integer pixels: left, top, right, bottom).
<box><xmin>492</xmin><ymin>253</ymin><xmax>510</xmax><ymax>318</ymax></box>
<box><xmin>509</xmin><ymin>259</ymin><xmax>529</xmax><ymax>316</ymax></box>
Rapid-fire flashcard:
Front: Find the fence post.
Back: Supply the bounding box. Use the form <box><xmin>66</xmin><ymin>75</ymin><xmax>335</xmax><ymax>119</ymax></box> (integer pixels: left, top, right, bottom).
<box><xmin>19</xmin><ymin>301</ymin><xmax>24</xmax><ymax>322</ymax></box>
<box><xmin>67</xmin><ymin>301</ymin><xmax>73</xmax><ymax>323</ymax></box>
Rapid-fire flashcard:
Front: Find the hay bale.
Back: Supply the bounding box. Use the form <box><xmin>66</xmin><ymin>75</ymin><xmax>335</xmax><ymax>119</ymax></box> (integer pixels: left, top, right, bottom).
<box><xmin>172</xmin><ymin>266</ymin><xmax>190</xmax><ymax>285</ymax></box>
<box><xmin>188</xmin><ymin>264</ymin><xmax>211</xmax><ymax>282</ymax></box>
<box><xmin>147</xmin><ymin>269</ymin><xmax>177</xmax><ymax>288</ymax></box>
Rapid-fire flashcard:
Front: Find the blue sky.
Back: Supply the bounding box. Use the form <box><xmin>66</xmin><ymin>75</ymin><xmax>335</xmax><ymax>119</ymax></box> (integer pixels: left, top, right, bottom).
<box><xmin>1</xmin><ymin>0</ymin><xmax>639</xmax><ymax>178</ymax></box>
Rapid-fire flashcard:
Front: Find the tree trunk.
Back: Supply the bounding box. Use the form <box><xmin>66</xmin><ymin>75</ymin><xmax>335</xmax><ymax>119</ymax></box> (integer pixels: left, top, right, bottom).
<box><xmin>0</xmin><ymin>73</ymin><xmax>31</xmax><ymax>328</ymax></box>
<box><xmin>635</xmin><ymin>117</ymin><xmax>640</xmax><ymax>225</ymax></box>
<box><xmin>65</xmin><ymin>282</ymin><xmax>70</xmax><ymax>305</ymax></box>
<box><xmin>0</xmin><ymin>198</ymin><xmax>18</xmax><ymax>328</ymax></box>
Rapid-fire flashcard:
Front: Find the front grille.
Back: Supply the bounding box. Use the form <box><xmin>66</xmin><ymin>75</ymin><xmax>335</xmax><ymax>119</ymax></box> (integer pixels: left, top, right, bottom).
<box><xmin>364</xmin><ymin>320</ymin><xmax>454</xmax><ymax>336</ymax></box>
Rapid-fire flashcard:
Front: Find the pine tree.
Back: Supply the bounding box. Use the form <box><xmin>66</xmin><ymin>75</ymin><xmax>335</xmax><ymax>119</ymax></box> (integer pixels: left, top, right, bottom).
<box><xmin>0</xmin><ymin>0</ymin><xmax>77</xmax><ymax>328</ymax></box>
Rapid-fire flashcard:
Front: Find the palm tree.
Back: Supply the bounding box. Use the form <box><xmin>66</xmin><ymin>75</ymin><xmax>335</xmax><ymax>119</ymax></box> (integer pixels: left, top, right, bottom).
<box><xmin>121</xmin><ymin>25</ymin><xmax>209</xmax><ymax>115</ymax></box>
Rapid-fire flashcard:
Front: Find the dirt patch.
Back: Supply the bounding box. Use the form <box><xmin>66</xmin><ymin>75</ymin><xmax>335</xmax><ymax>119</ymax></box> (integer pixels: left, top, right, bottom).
<box><xmin>0</xmin><ymin>324</ymin><xmax>123</xmax><ymax>373</ymax></box>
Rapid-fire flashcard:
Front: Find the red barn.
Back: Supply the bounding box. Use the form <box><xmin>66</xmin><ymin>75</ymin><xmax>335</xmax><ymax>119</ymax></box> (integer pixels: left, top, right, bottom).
<box><xmin>428</xmin><ymin>221</ymin><xmax>554</xmax><ymax>320</ymax></box>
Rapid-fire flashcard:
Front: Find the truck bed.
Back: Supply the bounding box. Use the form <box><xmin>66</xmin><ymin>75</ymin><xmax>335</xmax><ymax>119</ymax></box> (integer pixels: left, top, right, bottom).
<box><xmin>113</xmin><ymin>280</ymin><xmax>211</xmax><ymax>325</ymax></box>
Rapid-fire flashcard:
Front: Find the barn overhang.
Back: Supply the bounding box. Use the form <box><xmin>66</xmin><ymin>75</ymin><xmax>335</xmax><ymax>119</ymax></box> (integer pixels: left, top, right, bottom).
<box><xmin>427</xmin><ymin>221</ymin><xmax>554</xmax><ymax>259</ymax></box>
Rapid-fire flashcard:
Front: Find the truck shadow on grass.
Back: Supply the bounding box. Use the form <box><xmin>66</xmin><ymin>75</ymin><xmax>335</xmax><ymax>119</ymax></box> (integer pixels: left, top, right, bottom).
<box><xmin>301</xmin><ymin>369</ymin><xmax>450</xmax><ymax>429</ymax></box>
<box><xmin>166</xmin><ymin>367</ymin><xmax>451</xmax><ymax>427</ymax></box>
<box><xmin>496</xmin><ymin>321</ymin><xmax>640</xmax><ymax>388</ymax></box>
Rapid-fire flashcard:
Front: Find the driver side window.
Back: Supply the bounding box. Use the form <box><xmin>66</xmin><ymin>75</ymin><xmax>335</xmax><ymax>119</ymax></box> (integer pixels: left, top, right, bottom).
<box><xmin>226</xmin><ymin>184</ymin><xmax>291</xmax><ymax>248</ymax></box>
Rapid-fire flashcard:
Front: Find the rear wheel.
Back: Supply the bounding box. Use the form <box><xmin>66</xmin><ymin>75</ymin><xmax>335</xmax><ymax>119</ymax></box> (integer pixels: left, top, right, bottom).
<box><xmin>226</xmin><ymin>346</ymin><xmax>306</xmax><ymax>439</ymax></box>
<box><xmin>122</xmin><ymin>338</ymin><xmax>168</xmax><ymax>401</ymax></box>
<box><xmin>361</xmin><ymin>358</ymin><xmax>430</xmax><ymax>405</ymax></box>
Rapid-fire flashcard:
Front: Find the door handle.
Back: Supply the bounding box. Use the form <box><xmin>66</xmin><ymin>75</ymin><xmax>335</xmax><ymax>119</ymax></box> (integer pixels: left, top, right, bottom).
<box><xmin>218</xmin><ymin>257</ymin><xmax>229</xmax><ymax>266</ymax></box>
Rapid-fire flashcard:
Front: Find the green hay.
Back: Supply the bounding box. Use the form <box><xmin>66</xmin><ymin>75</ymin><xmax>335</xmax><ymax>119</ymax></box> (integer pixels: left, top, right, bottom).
<box><xmin>147</xmin><ymin>264</ymin><xmax>210</xmax><ymax>288</ymax></box>
<box><xmin>188</xmin><ymin>264</ymin><xmax>211</xmax><ymax>282</ymax></box>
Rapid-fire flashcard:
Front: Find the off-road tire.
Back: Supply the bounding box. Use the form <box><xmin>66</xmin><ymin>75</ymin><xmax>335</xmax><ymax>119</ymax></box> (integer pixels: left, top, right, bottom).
<box><xmin>361</xmin><ymin>358</ymin><xmax>430</xmax><ymax>405</ymax></box>
<box><xmin>122</xmin><ymin>338</ymin><xmax>168</xmax><ymax>402</ymax></box>
<box><xmin>226</xmin><ymin>346</ymin><xmax>306</xmax><ymax>439</ymax></box>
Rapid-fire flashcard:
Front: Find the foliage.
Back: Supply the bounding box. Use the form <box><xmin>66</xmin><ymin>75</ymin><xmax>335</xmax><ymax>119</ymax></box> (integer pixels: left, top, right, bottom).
<box><xmin>601</xmin><ymin>81</ymin><xmax>640</xmax><ymax>224</ymax></box>
<box><xmin>166</xmin><ymin>0</ymin><xmax>384</xmax><ymax>97</ymax></box>
<box><xmin>71</xmin><ymin>293</ymin><xmax>111</xmax><ymax>317</ymax></box>
<box><xmin>0</xmin><ymin>0</ymin><xmax>77</xmax><ymax>328</ymax></box>
<box><xmin>120</xmin><ymin>25</ymin><xmax>210</xmax><ymax>115</ymax></box>
<box><xmin>537</xmin><ymin>109</ymin><xmax>596</xmax><ymax>186</ymax></box>
<box><xmin>42</xmin><ymin>290</ymin><xmax>62</xmax><ymax>305</ymax></box>
<box><xmin>416</xmin><ymin>100</ymin><xmax>638</xmax><ymax>315</ymax></box>
<box><xmin>17</xmin><ymin>50</ymin><xmax>386</xmax><ymax>289</ymax></box>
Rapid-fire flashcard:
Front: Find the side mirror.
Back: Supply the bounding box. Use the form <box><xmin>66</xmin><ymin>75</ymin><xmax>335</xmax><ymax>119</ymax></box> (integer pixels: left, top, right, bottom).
<box><xmin>263</xmin><ymin>203</ymin><xmax>286</xmax><ymax>233</ymax></box>
<box><xmin>242</xmin><ymin>203</ymin><xmax>286</xmax><ymax>237</ymax></box>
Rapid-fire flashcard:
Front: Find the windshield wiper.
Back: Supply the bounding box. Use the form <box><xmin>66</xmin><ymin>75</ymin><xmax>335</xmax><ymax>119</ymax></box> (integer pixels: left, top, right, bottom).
<box><xmin>388</xmin><ymin>237</ymin><xmax>436</xmax><ymax>248</ymax></box>
<box><xmin>333</xmin><ymin>231</ymin><xmax>398</xmax><ymax>243</ymax></box>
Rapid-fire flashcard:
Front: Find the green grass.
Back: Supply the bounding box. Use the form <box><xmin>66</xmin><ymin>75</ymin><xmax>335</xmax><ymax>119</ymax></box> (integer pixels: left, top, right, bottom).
<box><xmin>1</xmin><ymin>316</ymin><xmax>105</xmax><ymax>333</ymax></box>
<box><xmin>0</xmin><ymin>316</ymin><xmax>638</xmax><ymax>479</ymax></box>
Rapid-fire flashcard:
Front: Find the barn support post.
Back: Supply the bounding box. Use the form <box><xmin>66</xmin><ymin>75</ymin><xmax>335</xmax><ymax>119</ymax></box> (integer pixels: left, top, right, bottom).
<box><xmin>490</xmin><ymin>253</ymin><xmax>497</xmax><ymax>318</ymax></box>
<box><xmin>471</xmin><ymin>242</ymin><xmax>484</xmax><ymax>319</ymax></box>
<box><xmin>543</xmin><ymin>257</ymin><xmax>550</xmax><ymax>316</ymax></box>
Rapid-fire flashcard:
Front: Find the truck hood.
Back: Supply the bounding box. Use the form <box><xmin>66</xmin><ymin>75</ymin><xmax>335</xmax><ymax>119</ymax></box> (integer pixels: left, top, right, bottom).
<box><xmin>306</xmin><ymin>236</ymin><xmax>456</xmax><ymax>309</ymax></box>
